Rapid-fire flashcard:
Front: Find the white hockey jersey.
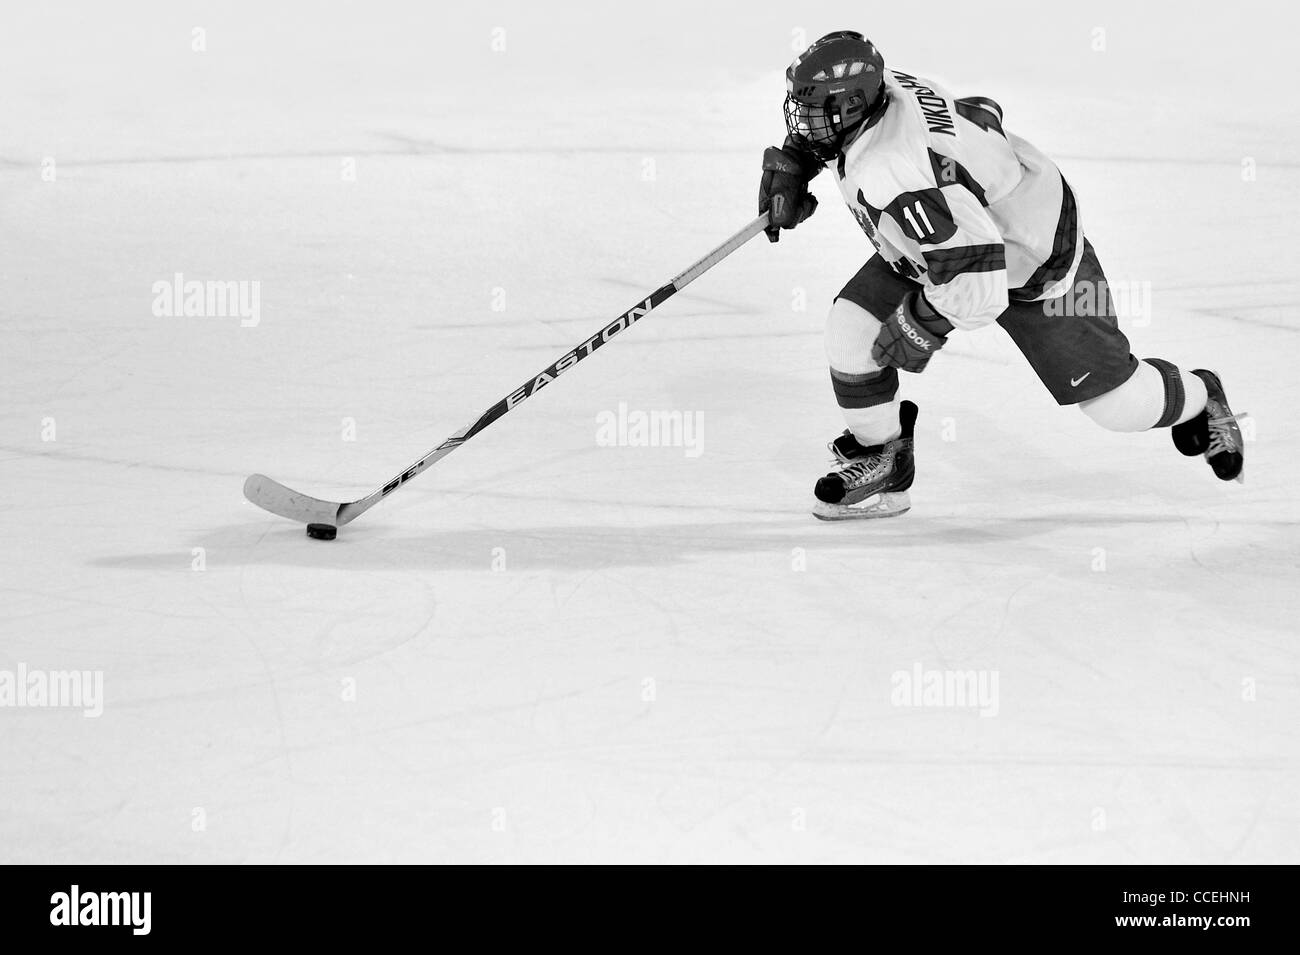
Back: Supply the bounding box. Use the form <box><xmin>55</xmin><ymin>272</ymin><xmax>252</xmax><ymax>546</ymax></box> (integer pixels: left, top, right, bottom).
<box><xmin>834</xmin><ymin>69</ymin><xmax>1083</xmax><ymax>330</ymax></box>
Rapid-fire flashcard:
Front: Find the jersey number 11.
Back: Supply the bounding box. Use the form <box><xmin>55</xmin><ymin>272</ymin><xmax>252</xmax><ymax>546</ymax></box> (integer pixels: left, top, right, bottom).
<box><xmin>902</xmin><ymin>201</ymin><xmax>936</xmax><ymax>240</ymax></box>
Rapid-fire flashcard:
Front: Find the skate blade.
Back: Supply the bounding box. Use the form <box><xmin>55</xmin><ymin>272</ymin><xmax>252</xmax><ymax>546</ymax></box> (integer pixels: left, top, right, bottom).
<box><xmin>812</xmin><ymin>490</ymin><xmax>910</xmax><ymax>521</ymax></box>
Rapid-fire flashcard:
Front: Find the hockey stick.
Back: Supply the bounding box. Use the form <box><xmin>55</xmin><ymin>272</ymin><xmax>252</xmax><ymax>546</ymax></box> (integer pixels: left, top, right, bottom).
<box><xmin>243</xmin><ymin>211</ymin><xmax>770</xmax><ymax>530</ymax></box>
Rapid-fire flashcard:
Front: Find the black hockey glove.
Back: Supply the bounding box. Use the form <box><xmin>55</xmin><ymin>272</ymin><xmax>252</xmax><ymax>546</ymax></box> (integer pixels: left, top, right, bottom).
<box><xmin>759</xmin><ymin>138</ymin><xmax>821</xmax><ymax>242</ymax></box>
<box><xmin>872</xmin><ymin>291</ymin><xmax>954</xmax><ymax>373</ymax></box>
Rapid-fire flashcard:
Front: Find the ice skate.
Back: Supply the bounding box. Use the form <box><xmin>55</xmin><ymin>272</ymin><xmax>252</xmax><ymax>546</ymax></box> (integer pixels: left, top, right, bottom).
<box><xmin>1171</xmin><ymin>369</ymin><xmax>1245</xmax><ymax>483</ymax></box>
<box><xmin>812</xmin><ymin>401</ymin><xmax>917</xmax><ymax>521</ymax></box>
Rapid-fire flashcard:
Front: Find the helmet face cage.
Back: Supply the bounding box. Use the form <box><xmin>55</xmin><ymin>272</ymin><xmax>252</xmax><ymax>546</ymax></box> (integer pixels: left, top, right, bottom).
<box><xmin>784</xmin><ymin>94</ymin><xmax>842</xmax><ymax>162</ymax></box>
<box><xmin>784</xmin><ymin>30</ymin><xmax>885</xmax><ymax>162</ymax></box>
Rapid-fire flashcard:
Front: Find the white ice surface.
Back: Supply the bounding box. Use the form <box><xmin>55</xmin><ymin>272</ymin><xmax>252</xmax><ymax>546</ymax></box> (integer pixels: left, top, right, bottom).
<box><xmin>1</xmin><ymin>1</ymin><xmax>1297</xmax><ymax>863</ymax></box>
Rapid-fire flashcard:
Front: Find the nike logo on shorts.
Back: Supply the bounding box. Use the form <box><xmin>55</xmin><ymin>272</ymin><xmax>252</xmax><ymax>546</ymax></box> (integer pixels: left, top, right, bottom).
<box><xmin>1070</xmin><ymin>372</ymin><xmax>1092</xmax><ymax>387</ymax></box>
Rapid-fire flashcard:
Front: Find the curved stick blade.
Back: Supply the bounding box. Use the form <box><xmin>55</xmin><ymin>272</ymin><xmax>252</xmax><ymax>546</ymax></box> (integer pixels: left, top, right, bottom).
<box><xmin>243</xmin><ymin>474</ymin><xmax>345</xmax><ymax>526</ymax></box>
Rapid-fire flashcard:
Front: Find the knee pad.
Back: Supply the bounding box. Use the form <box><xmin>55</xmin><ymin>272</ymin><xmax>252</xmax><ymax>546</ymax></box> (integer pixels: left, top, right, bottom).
<box><xmin>825</xmin><ymin>297</ymin><xmax>886</xmax><ymax>374</ymax></box>
<box><xmin>826</xmin><ymin>297</ymin><xmax>897</xmax><ymax>412</ymax></box>
<box><xmin>1078</xmin><ymin>362</ymin><xmax>1163</xmax><ymax>432</ymax></box>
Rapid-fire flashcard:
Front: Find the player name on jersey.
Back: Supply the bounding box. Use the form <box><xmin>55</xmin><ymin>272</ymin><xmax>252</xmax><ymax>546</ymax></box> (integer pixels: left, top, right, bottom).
<box><xmin>891</xmin><ymin>71</ymin><xmax>955</xmax><ymax>136</ymax></box>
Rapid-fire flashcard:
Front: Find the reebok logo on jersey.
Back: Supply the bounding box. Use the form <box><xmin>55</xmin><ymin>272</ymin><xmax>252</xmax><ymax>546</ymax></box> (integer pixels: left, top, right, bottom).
<box><xmin>1070</xmin><ymin>372</ymin><xmax>1091</xmax><ymax>387</ymax></box>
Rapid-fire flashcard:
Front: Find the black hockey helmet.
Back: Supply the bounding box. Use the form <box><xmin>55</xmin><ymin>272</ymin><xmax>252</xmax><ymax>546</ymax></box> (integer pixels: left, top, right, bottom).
<box><xmin>784</xmin><ymin>31</ymin><xmax>886</xmax><ymax>162</ymax></box>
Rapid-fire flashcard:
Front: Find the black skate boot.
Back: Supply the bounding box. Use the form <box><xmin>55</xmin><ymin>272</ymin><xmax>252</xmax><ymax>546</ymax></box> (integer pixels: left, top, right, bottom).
<box><xmin>812</xmin><ymin>401</ymin><xmax>918</xmax><ymax>521</ymax></box>
<box><xmin>1170</xmin><ymin>369</ymin><xmax>1245</xmax><ymax>482</ymax></box>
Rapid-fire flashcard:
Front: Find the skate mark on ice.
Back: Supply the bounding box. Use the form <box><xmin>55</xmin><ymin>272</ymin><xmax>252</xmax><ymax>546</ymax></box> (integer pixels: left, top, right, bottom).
<box><xmin>1212</xmin><ymin>311</ymin><xmax>1300</xmax><ymax>333</ymax></box>
<box><xmin>0</xmin><ymin>141</ymin><xmax>759</xmax><ymax>170</ymax></box>
<box><xmin>487</xmin><ymin>329</ymin><xmax>815</xmax><ymax>351</ymax></box>
<box><xmin>13</xmin><ymin>144</ymin><xmax>1296</xmax><ymax>169</ymax></box>
<box><xmin>189</xmin><ymin>588</ymin><xmax>299</xmax><ymax>862</ymax></box>
<box><xmin>596</xmin><ymin>276</ymin><xmax>754</xmax><ymax>315</ymax></box>
<box><xmin>1057</xmin><ymin>152</ymin><xmax>1300</xmax><ymax>170</ymax></box>
<box><xmin>0</xmin><ymin>443</ymin><xmax>249</xmax><ymax>480</ymax></box>
<box><xmin>412</xmin><ymin>309</ymin><xmax>738</xmax><ymax>331</ymax></box>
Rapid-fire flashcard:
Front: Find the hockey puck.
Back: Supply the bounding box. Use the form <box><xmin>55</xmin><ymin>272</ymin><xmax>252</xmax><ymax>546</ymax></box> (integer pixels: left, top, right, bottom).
<box><xmin>306</xmin><ymin>523</ymin><xmax>337</xmax><ymax>540</ymax></box>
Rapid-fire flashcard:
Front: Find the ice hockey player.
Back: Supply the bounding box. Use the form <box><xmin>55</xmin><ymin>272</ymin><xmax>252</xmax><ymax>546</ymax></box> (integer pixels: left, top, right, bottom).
<box><xmin>759</xmin><ymin>31</ymin><xmax>1245</xmax><ymax>520</ymax></box>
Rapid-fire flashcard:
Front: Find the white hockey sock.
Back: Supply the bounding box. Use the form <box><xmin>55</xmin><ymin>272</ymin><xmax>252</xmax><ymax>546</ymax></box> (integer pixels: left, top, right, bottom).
<box><xmin>1174</xmin><ymin>369</ymin><xmax>1208</xmax><ymax>425</ymax></box>
<box><xmin>1079</xmin><ymin>360</ymin><xmax>1209</xmax><ymax>432</ymax></box>
<box><xmin>824</xmin><ymin>298</ymin><xmax>902</xmax><ymax>445</ymax></box>
<box><xmin>844</xmin><ymin>400</ymin><xmax>903</xmax><ymax>446</ymax></box>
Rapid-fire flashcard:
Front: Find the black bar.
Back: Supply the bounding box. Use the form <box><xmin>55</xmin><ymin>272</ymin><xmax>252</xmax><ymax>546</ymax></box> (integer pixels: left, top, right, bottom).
<box><xmin>0</xmin><ymin>865</ymin><xmax>1286</xmax><ymax>943</ymax></box>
